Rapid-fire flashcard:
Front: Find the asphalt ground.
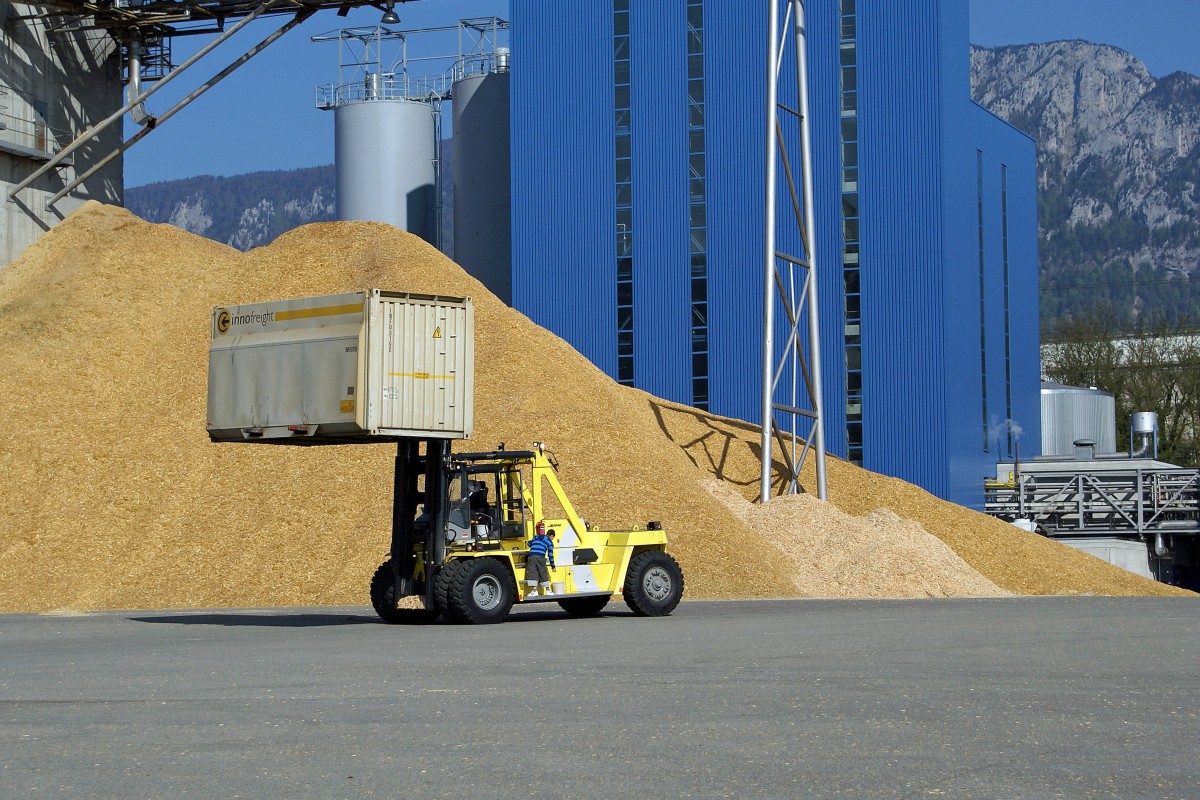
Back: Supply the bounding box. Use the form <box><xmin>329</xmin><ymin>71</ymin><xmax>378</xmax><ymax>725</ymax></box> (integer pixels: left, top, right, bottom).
<box><xmin>1</xmin><ymin>597</ymin><xmax>1197</xmax><ymax>800</ymax></box>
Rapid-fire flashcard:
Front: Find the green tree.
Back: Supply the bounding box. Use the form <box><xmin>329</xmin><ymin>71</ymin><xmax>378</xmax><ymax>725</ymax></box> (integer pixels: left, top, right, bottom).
<box><xmin>1044</xmin><ymin>310</ymin><xmax>1200</xmax><ymax>467</ymax></box>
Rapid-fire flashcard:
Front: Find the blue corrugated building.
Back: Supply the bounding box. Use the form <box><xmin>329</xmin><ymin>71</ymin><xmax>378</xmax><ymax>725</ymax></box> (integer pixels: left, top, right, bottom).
<box><xmin>508</xmin><ymin>0</ymin><xmax>1041</xmax><ymax>510</ymax></box>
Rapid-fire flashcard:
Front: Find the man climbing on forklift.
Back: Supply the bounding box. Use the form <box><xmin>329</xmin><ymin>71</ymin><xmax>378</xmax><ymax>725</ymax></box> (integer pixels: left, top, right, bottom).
<box><xmin>525</xmin><ymin>521</ymin><xmax>556</xmax><ymax>597</ymax></box>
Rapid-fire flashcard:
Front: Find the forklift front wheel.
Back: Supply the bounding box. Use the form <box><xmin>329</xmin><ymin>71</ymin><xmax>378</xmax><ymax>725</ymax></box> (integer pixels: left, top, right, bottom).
<box><xmin>434</xmin><ymin>559</ymin><xmax>466</xmax><ymax>620</ymax></box>
<box><xmin>448</xmin><ymin>557</ymin><xmax>515</xmax><ymax>624</ymax></box>
<box><xmin>369</xmin><ymin>559</ymin><xmax>439</xmax><ymax>625</ymax></box>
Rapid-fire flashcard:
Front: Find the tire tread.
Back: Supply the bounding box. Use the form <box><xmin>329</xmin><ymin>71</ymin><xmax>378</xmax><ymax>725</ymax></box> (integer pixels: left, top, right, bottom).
<box><xmin>623</xmin><ymin>550</ymin><xmax>684</xmax><ymax>617</ymax></box>
<box><xmin>370</xmin><ymin>559</ymin><xmax>439</xmax><ymax>624</ymax></box>
<box><xmin>447</xmin><ymin>557</ymin><xmax>515</xmax><ymax>625</ymax></box>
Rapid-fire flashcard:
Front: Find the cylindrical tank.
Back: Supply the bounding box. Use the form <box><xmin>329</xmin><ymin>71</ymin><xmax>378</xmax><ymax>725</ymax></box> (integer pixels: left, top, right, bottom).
<box><xmin>1040</xmin><ymin>383</ymin><xmax>1117</xmax><ymax>456</ymax></box>
<box><xmin>1131</xmin><ymin>411</ymin><xmax>1158</xmax><ymax>435</ymax></box>
<box><xmin>452</xmin><ymin>69</ymin><xmax>511</xmax><ymax>303</ymax></box>
<box><xmin>1130</xmin><ymin>410</ymin><xmax>1159</xmax><ymax>458</ymax></box>
<box><xmin>335</xmin><ymin>98</ymin><xmax>436</xmax><ymax>243</ymax></box>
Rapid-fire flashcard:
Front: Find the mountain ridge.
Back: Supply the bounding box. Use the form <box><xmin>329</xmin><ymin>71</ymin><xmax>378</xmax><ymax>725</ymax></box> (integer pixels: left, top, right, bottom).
<box><xmin>125</xmin><ymin>164</ymin><xmax>337</xmax><ymax>250</ymax></box>
<box><xmin>970</xmin><ymin>40</ymin><xmax>1200</xmax><ymax>332</ymax></box>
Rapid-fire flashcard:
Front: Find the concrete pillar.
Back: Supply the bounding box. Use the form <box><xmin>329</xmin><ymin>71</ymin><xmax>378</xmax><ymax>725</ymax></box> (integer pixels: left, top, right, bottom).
<box><xmin>1</xmin><ymin>2</ymin><xmax>124</xmax><ymax>266</ymax></box>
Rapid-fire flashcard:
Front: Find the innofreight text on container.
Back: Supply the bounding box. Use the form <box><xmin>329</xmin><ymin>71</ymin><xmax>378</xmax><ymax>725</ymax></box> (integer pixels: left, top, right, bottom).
<box><xmin>207</xmin><ymin>290</ymin><xmax>473</xmax><ymax>443</ymax></box>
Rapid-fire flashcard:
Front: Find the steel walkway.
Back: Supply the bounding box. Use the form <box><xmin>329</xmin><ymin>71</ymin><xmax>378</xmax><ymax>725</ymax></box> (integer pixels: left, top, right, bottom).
<box><xmin>985</xmin><ymin>466</ymin><xmax>1200</xmax><ymax>536</ymax></box>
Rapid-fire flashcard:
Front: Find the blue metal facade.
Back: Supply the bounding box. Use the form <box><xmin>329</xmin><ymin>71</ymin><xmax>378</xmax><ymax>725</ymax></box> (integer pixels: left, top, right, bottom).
<box><xmin>510</xmin><ymin>0</ymin><xmax>1040</xmax><ymax>509</ymax></box>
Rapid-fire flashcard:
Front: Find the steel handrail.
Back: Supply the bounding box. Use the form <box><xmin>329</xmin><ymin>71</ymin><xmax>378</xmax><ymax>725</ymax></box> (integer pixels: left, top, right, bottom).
<box><xmin>987</xmin><ymin>466</ymin><xmax>1200</xmax><ymax>536</ymax></box>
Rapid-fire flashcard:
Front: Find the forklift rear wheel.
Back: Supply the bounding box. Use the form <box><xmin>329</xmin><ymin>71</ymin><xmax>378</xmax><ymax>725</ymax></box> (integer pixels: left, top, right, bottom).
<box><xmin>370</xmin><ymin>559</ymin><xmax>439</xmax><ymax>624</ymax></box>
<box><xmin>447</xmin><ymin>557</ymin><xmax>515</xmax><ymax>624</ymax></box>
<box><xmin>557</xmin><ymin>595</ymin><xmax>610</xmax><ymax>617</ymax></box>
<box><xmin>623</xmin><ymin>551</ymin><xmax>684</xmax><ymax>616</ymax></box>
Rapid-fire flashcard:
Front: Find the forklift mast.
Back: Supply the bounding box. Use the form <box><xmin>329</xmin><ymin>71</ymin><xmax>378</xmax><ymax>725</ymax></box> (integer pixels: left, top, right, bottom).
<box><xmin>389</xmin><ymin>438</ymin><xmax>451</xmax><ymax>610</ymax></box>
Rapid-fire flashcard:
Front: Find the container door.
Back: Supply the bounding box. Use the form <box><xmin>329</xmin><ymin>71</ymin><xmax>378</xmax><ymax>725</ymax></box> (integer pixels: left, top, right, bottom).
<box><xmin>368</xmin><ymin>295</ymin><xmax>474</xmax><ymax>439</ymax></box>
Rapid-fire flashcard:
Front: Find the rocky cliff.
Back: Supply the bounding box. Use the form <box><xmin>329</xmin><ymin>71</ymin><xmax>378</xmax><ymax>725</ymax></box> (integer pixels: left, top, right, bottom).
<box><xmin>971</xmin><ymin>41</ymin><xmax>1200</xmax><ymax>330</ymax></box>
<box><xmin>125</xmin><ymin>165</ymin><xmax>337</xmax><ymax>251</ymax></box>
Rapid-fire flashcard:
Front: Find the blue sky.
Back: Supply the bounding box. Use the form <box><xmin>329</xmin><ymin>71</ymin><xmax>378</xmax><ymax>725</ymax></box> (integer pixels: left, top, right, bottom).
<box><xmin>969</xmin><ymin>0</ymin><xmax>1200</xmax><ymax>78</ymax></box>
<box><xmin>123</xmin><ymin>1</ymin><xmax>1200</xmax><ymax>187</ymax></box>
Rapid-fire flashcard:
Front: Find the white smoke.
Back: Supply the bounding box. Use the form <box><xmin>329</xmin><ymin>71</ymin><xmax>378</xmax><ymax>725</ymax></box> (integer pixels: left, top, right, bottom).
<box><xmin>988</xmin><ymin>416</ymin><xmax>1024</xmax><ymax>453</ymax></box>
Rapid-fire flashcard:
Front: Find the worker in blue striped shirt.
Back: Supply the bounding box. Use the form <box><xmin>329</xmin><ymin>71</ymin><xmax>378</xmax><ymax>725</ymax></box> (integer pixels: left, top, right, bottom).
<box><xmin>525</xmin><ymin>521</ymin><xmax>557</xmax><ymax>598</ymax></box>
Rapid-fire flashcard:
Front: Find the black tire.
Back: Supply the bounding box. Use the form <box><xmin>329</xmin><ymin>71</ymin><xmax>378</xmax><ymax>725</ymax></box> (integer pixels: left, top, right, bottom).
<box><xmin>433</xmin><ymin>559</ymin><xmax>466</xmax><ymax>621</ymax></box>
<box><xmin>623</xmin><ymin>550</ymin><xmax>684</xmax><ymax>617</ymax></box>
<box><xmin>370</xmin><ymin>559</ymin><xmax>439</xmax><ymax>624</ymax></box>
<box><xmin>447</xmin><ymin>557</ymin><xmax>515</xmax><ymax>625</ymax></box>
<box><xmin>557</xmin><ymin>595</ymin><xmax>610</xmax><ymax>617</ymax></box>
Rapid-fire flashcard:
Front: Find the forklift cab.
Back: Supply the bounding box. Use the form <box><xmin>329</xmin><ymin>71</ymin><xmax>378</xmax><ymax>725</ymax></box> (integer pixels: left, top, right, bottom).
<box><xmin>445</xmin><ymin>459</ymin><xmax>529</xmax><ymax>545</ymax></box>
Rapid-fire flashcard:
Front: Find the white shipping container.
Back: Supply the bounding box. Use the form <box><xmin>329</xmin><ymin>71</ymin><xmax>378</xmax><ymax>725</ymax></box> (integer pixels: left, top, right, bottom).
<box><xmin>207</xmin><ymin>290</ymin><xmax>473</xmax><ymax>443</ymax></box>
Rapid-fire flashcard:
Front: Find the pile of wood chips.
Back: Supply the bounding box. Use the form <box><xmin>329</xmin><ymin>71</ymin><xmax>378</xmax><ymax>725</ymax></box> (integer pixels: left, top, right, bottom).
<box><xmin>703</xmin><ymin>480</ymin><xmax>1009</xmax><ymax>598</ymax></box>
<box><xmin>0</xmin><ymin>203</ymin><xmax>1190</xmax><ymax>614</ymax></box>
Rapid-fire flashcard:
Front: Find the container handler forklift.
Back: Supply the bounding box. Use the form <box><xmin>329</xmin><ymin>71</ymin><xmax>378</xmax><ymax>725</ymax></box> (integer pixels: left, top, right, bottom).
<box><xmin>373</xmin><ymin>439</ymin><xmax>684</xmax><ymax>624</ymax></box>
<box><xmin>206</xmin><ymin>290</ymin><xmax>684</xmax><ymax>625</ymax></box>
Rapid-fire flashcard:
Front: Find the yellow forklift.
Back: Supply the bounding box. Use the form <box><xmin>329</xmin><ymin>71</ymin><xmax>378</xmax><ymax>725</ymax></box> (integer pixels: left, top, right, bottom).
<box><xmin>207</xmin><ymin>291</ymin><xmax>683</xmax><ymax>625</ymax></box>
<box><xmin>372</xmin><ymin>440</ymin><xmax>684</xmax><ymax>624</ymax></box>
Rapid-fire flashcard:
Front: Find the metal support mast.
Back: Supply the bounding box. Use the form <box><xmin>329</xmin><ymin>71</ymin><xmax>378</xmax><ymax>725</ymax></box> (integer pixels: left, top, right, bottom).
<box><xmin>762</xmin><ymin>0</ymin><xmax>827</xmax><ymax>502</ymax></box>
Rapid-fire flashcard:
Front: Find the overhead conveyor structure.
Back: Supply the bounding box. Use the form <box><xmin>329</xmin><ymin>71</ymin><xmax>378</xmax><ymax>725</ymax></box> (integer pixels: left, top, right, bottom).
<box><xmin>985</xmin><ymin>457</ymin><xmax>1200</xmax><ymax>587</ymax></box>
<box><xmin>6</xmin><ymin>0</ymin><xmax>406</xmax><ymax>213</ymax></box>
<box><xmin>985</xmin><ymin>467</ymin><xmax>1200</xmax><ymax>538</ymax></box>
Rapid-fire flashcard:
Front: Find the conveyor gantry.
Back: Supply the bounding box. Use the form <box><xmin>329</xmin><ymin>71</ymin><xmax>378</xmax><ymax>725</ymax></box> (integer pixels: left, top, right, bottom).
<box><xmin>985</xmin><ymin>465</ymin><xmax>1200</xmax><ymax>537</ymax></box>
<box><xmin>7</xmin><ymin>0</ymin><xmax>409</xmax><ymax>213</ymax></box>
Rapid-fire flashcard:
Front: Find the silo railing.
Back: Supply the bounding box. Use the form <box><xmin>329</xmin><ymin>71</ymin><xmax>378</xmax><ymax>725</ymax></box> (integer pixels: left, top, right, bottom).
<box><xmin>315</xmin><ymin>73</ymin><xmax>452</xmax><ymax>109</ymax></box>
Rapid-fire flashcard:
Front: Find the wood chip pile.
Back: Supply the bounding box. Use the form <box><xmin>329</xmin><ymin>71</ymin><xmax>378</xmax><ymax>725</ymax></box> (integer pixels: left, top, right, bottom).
<box><xmin>649</xmin><ymin>400</ymin><xmax>1191</xmax><ymax>596</ymax></box>
<box><xmin>0</xmin><ymin>204</ymin><xmax>1189</xmax><ymax>613</ymax></box>
<box><xmin>702</xmin><ymin>480</ymin><xmax>1010</xmax><ymax>598</ymax></box>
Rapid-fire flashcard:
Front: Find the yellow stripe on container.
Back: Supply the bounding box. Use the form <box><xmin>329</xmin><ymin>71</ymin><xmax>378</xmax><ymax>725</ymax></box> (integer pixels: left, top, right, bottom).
<box><xmin>275</xmin><ymin>303</ymin><xmax>363</xmax><ymax>321</ymax></box>
<box><xmin>389</xmin><ymin>372</ymin><xmax>457</xmax><ymax>380</ymax></box>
